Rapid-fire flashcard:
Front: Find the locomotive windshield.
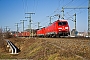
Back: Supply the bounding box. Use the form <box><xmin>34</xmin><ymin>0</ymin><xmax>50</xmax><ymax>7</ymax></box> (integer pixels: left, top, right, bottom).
<box><xmin>58</xmin><ymin>22</ymin><xmax>67</xmax><ymax>25</ymax></box>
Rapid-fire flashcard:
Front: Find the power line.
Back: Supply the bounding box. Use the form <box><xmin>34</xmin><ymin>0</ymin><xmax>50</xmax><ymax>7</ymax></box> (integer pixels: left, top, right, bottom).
<box><xmin>63</xmin><ymin>0</ymin><xmax>74</xmax><ymax>7</ymax></box>
<box><xmin>63</xmin><ymin>0</ymin><xmax>88</xmax><ymax>18</ymax></box>
<box><xmin>22</xmin><ymin>0</ymin><xmax>28</xmax><ymax>12</ymax></box>
<box><xmin>33</xmin><ymin>0</ymin><xmax>35</xmax><ymax>11</ymax></box>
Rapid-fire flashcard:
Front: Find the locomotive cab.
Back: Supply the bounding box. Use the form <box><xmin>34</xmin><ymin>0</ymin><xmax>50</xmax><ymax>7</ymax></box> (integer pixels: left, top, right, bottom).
<box><xmin>57</xmin><ymin>20</ymin><xmax>70</xmax><ymax>36</ymax></box>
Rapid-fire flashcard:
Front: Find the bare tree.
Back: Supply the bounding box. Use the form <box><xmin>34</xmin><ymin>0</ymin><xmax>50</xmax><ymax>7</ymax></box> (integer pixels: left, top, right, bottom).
<box><xmin>0</xmin><ymin>28</ymin><xmax>6</xmax><ymax>52</ymax></box>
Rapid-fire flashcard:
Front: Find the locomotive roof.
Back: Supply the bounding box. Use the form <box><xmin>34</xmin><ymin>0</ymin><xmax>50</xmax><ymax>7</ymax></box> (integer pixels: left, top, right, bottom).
<box><xmin>56</xmin><ymin>20</ymin><xmax>68</xmax><ymax>22</ymax></box>
<box><xmin>51</xmin><ymin>20</ymin><xmax>68</xmax><ymax>24</ymax></box>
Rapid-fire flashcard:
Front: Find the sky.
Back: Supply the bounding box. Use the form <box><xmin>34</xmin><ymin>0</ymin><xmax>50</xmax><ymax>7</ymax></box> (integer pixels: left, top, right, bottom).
<box><xmin>0</xmin><ymin>0</ymin><xmax>88</xmax><ymax>32</ymax></box>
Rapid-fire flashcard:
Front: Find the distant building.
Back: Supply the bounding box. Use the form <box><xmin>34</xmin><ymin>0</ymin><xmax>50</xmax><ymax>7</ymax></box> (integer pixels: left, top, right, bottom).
<box><xmin>71</xmin><ymin>29</ymin><xmax>78</xmax><ymax>36</ymax></box>
<box><xmin>77</xmin><ymin>31</ymin><xmax>88</xmax><ymax>37</ymax></box>
<box><xmin>71</xmin><ymin>29</ymin><xmax>88</xmax><ymax>37</ymax></box>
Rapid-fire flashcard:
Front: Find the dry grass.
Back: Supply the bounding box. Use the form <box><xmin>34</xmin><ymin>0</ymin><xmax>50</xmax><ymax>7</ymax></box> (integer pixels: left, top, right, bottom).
<box><xmin>44</xmin><ymin>38</ymin><xmax>90</xmax><ymax>60</ymax></box>
<box><xmin>0</xmin><ymin>37</ymin><xmax>90</xmax><ymax>60</ymax></box>
<box><xmin>0</xmin><ymin>31</ymin><xmax>6</xmax><ymax>53</ymax></box>
<box><xmin>0</xmin><ymin>29</ymin><xmax>9</xmax><ymax>59</ymax></box>
<box><xmin>4</xmin><ymin>32</ymin><xmax>13</xmax><ymax>39</ymax></box>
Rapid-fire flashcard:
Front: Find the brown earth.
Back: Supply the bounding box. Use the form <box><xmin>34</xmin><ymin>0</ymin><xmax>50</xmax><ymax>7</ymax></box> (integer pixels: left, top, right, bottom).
<box><xmin>0</xmin><ymin>37</ymin><xmax>90</xmax><ymax>60</ymax></box>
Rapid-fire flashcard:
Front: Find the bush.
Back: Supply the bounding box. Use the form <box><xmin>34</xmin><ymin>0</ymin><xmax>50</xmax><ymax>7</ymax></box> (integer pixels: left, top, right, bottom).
<box><xmin>4</xmin><ymin>32</ymin><xmax>12</xmax><ymax>39</ymax></box>
<box><xmin>0</xmin><ymin>29</ymin><xmax>6</xmax><ymax>52</ymax></box>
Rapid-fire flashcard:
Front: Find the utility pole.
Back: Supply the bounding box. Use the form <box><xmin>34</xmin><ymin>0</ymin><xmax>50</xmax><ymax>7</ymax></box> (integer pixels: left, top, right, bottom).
<box><xmin>5</xmin><ymin>26</ymin><xmax>8</xmax><ymax>32</ymax></box>
<box><xmin>54</xmin><ymin>14</ymin><xmax>60</xmax><ymax>20</ymax></box>
<box><xmin>15</xmin><ymin>23</ymin><xmax>20</xmax><ymax>37</ymax></box>
<box><xmin>73</xmin><ymin>13</ymin><xmax>76</xmax><ymax>31</ymax></box>
<box><xmin>20</xmin><ymin>20</ymin><xmax>27</xmax><ymax>32</ymax></box>
<box><xmin>63</xmin><ymin>6</ymin><xmax>89</xmax><ymax>36</ymax></box>
<box><xmin>4</xmin><ymin>28</ymin><xmax>5</xmax><ymax>33</ymax></box>
<box><xmin>25</xmin><ymin>12</ymin><xmax>35</xmax><ymax>37</ymax></box>
<box><xmin>50</xmin><ymin>16</ymin><xmax>52</xmax><ymax>25</ymax></box>
<box><xmin>88</xmin><ymin>0</ymin><xmax>90</xmax><ymax>37</ymax></box>
<box><xmin>61</xmin><ymin>7</ymin><xmax>64</xmax><ymax>19</ymax></box>
<box><xmin>47</xmin><ymin>16</ymin><xmax>54</xmax><ymax>25</ymax></box>
<box><xmin>8</xmin><ymin>28</ymin><xmax>10</xmax><ymax>32</ymax></box>
<box><xmin>37</xmin><ymin>22</ymin><xmax>42</xmax><ymax>29</ymax></box>
<box><xmin>38</xmin><ymin>22</ymin><xmax>40</xmax><ymax>29</ymax></box>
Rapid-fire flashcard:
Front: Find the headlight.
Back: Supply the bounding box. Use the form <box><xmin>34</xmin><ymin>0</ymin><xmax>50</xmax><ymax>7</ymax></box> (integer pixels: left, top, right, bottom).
<box><xmin>58</xmin><ymin>28</ymin><xmax>62</xmax><ymax>29</ymax></box>
<box><xmin>65</xmin><ymin>27</ymin><xmax>68</xmax><ymax>29</ymax></box>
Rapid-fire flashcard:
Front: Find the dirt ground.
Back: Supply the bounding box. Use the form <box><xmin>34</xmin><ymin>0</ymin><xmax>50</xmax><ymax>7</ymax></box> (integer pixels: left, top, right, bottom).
<box><xmin>0</xmin><ymin>37</ymin><xmax>90</xmax><ymax>60</ymax></box>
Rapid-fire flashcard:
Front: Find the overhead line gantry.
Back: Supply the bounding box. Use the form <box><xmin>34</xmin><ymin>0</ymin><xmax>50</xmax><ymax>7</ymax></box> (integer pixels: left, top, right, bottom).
<box><xmin>62</xmin><ymin>0</ymin><xmax>90</xmax><ymax>37</ymax></box>
<box><xmin>25</xmin><ymin>12</ymin><xmax>35</xmax><ymax>37</ymax></box>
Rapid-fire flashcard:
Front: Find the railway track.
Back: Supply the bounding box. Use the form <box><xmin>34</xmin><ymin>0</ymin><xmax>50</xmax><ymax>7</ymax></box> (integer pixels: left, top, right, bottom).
<box><xmin>38</xmin><ymin>37</ymin><xmax>90</xmax><ymax>40</ymax></box>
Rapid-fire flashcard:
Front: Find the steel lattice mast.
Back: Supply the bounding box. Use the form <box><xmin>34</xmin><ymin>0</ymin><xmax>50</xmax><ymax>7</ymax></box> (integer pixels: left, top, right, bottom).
<box><xmin>88</xmin><ymin>0</ymin><xmax>90</xmax><ymax>37</ymax></box>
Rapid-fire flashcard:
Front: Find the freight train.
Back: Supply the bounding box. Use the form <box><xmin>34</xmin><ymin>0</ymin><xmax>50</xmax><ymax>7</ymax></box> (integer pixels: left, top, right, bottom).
<box><xmin>14</xmin><ymin>31</ymin><xmax>30</xmax><ymax>37</ymax></box>
<box><xmin>13</xmin><ymin>20</ymin><xmax>70</xmax><ymax>37</ymax></box>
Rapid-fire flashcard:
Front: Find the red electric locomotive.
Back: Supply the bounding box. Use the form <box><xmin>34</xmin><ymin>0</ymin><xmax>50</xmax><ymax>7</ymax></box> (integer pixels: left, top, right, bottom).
<box><xmin>36</xmin><ymin>27</ymin><xmax>45</xmax><ymax>37</ymax></box>
<box><xmin>37</xmin><ymin>20</ymin><xmax>70</xmax><ymax>37</ymax></box>
<box><xmin>45</xmin><ymin>20</ymin><xmax>70</xmax><ymax>37</ymax></box>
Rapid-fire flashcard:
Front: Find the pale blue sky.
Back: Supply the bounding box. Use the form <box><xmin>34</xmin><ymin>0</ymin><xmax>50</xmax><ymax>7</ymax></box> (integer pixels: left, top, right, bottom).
<box><xmin>0</xmin><ymin>0</ymin><xmax>88</xmax><ymax>32</ymax></box>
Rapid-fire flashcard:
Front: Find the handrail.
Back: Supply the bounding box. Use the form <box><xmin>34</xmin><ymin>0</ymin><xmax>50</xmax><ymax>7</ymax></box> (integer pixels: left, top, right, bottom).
<box><xmin>5</xmin><ymin>40</ymin><xmax>18</xmax><ymax>54</ymax></box>
<box><xmin>6</xmin><ymin>40</ymin><xmax>14</xmax><ymax>54</ymax></box>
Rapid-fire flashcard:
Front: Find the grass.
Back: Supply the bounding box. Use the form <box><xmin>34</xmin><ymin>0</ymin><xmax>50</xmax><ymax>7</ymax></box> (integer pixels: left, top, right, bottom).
<box><xmin>29</xmin><ymin>42</ymin><xmax>38</xmax><ymax>50</ymax></box>
<box><xmin>0</xmin><ymin>54</ymin><xmax>11</xmax><ymax>59</ymax></box>
<box><xmin>0</xmin><ymin>37</ymin><xmax>89</xmax><ymax>59</ymax></box>
<box><xmin>48</xmin><ymin>53</ymin><xmax>59</xmax><ymax>60</ymax></box>
<box><xmin>28</xmin><ymin>46</ymin><xmax>42</xmax><ymax>56</ymax></box>
<box><xmin>24</xmin><ymin>40</ymin><xmax>43</xmax><ymax>58</ymax></box>
<box><xmin>59</xmin><ymin>56</ymin><xmax>83</xmax><ymax>60</ymax></box>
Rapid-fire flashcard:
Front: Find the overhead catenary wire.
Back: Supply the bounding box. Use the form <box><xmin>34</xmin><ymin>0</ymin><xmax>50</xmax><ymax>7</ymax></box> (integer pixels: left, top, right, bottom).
<box><xmin>22</xmin><ymin>0</ymin><xmax>88</xmax><ymax>30</ymax></box>
<box><xmin>33</xmin><ymin>0</ymin><xmax>39</xmax><ymax>12</ymax></box>
<box><xmin>31</xmin><ymin>0</ymin><xmax>62</xmax><ymax>28</ymax></box>
<box><xmin>38</xmin><ymin>1</ymin><xmax>62</xmax><ymax>27</ymax></box>
<box><xmin>63</xmin><ymin>0</ymin><xmax>88</xmax><ymax>21</ymax></box>
<box><xmin>37</xmin><ymin>0</ymin><xmax>72</xmax><ymax>28</ymax></box>
<box><xmin>22</xmin><ymin>0</ymin><xmax>28</xmax><ymax>12</ymax></box>
<box><xmin>63</xmin><ymin>0</ymin><xmax>74</xmax><ymax>7</ymax></box>
<box><xmin>57</xmin><ymin>0</ymin><xmax>62</xmax><ymax>9</ymax></box>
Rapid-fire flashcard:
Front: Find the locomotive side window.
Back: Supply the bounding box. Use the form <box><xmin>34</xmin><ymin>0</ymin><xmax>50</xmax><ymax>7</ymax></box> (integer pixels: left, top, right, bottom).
<box><xmin>58</xmin><ymin>22</ymin><xmax>67</xmax><ymax>26</ymax></box>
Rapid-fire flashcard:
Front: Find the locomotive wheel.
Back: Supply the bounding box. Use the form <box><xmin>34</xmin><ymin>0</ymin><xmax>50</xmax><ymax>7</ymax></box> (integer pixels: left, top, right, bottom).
<box><xmin>56</xmin><ymin>35</ymin><xmax>60</xmax><ymax>38</ymax></box>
